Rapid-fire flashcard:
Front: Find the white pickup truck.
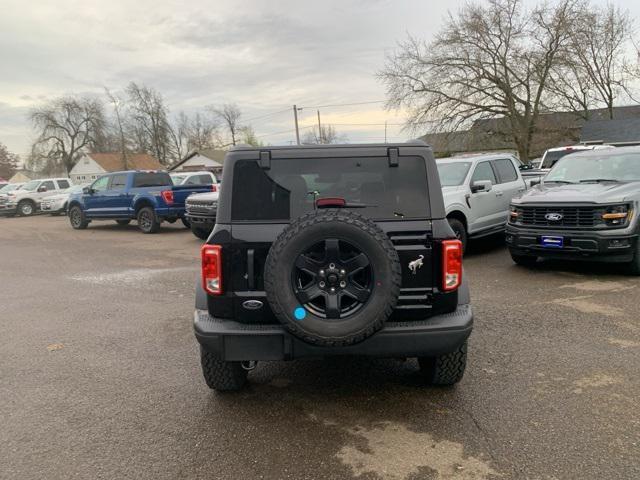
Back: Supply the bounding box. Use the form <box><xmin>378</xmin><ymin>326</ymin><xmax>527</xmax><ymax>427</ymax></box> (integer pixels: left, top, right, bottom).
<box><xmin>2</xmin><ymin>178</ymin><xmax>72</xmax><ymax>216</ymax></box>
<box><xmin>436</xmin><ymin>153</ymin><xmax>530</xmax><ymax>251</ymax></box>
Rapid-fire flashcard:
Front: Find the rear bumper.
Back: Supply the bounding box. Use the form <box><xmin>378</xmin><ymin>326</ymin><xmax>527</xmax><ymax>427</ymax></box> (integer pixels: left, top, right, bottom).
<box><xmin>194</xmin><ymin>305</ymin><xmax>473</xmax><ymax>361</ymax></box>
<box><xmin>506</xmin><ymin>225</ymin><xmax>638</xmax><ymax>262</ymax></box>
<box><xmin>156</xmin><ymin>207</ymin><xmax>186</xmax><ymax>218</ymax></box>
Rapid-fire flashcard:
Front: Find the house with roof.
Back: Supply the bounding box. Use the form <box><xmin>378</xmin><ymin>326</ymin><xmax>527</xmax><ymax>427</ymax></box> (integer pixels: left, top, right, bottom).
<box><xmin>580</xmin><ymin>117</ymin><xmax>640</xmax><ymax>147</ymax></box>
<box><xmin>422</xmin><ymin>105</ymin><xmax>640</xmax><ymax>159</ymax></box>
<box><xmin>169</xmin><ymin>149</ymin><xmax>226</xmax><ymax>175</ymax></box>
<box><xmin>69</xmin><ymin>153</ymin><xmax>163</xmax><ymax>184</ymax></box>
<box><xmin>8</xmin><ymin>169</ymin><xmax>39</xmax><ymax>184</ymax></box>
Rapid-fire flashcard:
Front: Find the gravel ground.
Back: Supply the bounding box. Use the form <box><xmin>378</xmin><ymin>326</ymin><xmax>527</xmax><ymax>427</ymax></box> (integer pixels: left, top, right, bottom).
<box><xmin>1</xmin><ymin>215</ymin><xmax>638</xmax><ymax>479</ymax></box>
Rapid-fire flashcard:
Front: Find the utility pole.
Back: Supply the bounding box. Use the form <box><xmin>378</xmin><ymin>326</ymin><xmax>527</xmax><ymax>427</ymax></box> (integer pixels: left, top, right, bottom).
<box><xmin>317</xmin><ymin>110</ymin><xmax>322</xmax><ymax>144</ymax></box>
<box><xmin>293</xmin><ymin>105</ymin><xmax>300</xmax><ymax>145</ymax></box>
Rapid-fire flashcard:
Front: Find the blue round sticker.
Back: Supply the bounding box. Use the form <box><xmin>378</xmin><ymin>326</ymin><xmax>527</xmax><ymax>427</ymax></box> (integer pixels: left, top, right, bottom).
<box><xmin>294</xmin><ymin>307</ymin><xmax>306</xmax><ymax>320</ymax></box>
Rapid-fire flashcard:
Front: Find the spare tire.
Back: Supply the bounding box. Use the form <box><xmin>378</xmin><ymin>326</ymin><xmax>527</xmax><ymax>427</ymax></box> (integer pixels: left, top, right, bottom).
<box><xmin>264</xmin><ymin>209</ymin><xmax>401</xmax><ymax>347</ymax></box>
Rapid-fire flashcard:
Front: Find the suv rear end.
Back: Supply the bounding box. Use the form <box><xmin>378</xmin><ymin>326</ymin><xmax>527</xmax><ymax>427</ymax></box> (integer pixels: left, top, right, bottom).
<box><xmin>194</xmin><ymin>144</ymin><xmax>472</xmax><ymax>391</ymax></box>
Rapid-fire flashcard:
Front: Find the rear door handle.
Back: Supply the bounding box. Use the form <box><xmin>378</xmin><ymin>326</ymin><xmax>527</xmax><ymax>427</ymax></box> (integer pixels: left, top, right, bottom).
<box><xmin>495</xmin><ymin>191</ymin><xmax>504</xmax><ymax>197</ymax></box>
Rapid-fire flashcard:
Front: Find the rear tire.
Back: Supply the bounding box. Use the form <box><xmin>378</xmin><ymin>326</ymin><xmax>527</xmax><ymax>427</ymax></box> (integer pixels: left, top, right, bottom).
<box><xmin>419</xmin><ymin>342</ymin><xmax>467</xmax><ymax>386</ymax></box>
<box><xmin>191</xmin><ymin>226</ymin><xmax>211</xmax><ymax>240</ymax></box>
<box><xmin>137</xmin><ymin>207</ymin><xmax>160</xmax><ymax>234</ymax></box>
<box><xmin>17</xmin><ymin>200</ymin><xmax>36</xmax><ymax>217</ymax></box>
<box><xmin>69</xmin><ymin>206</ymin><xmax>89</xmax><ymax>230</ymax></box>
<box><xmin>510</xmin><ymin>251</ymin><xmax>538</xmax><ymax>267</ymax></box>
<box><xmin>447</xmin><ymin>218</ymin><xmax>467</xmax><ymax>253</ymax></box>
<box><xmin>115</xmin><ymin>219</ymin><xmax>131</xmax><ymax>226</ymax></box>
<box><xmin>200</xmin><ymin>347</ymin><xmax>248</xmax><ymax>391</ymax></box>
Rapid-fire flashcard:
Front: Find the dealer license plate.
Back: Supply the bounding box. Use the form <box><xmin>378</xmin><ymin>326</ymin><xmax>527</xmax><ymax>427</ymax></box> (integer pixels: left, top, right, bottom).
<box><xmin>540</xmin><ymin>236</ymin><xmax>564</xmax><ymax>248</ymax></box>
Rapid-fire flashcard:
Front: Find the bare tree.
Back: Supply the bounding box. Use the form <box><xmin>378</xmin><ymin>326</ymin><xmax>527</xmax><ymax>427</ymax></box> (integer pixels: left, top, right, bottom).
<box><xmin>302</xmin><ymin>124</ymin><xmax>346</xmax><ymax>145</ymax></box>
<box><xmin>211</xmin><ymin>103</ymin><xmax>242</xmax><ymax>146</ymax></box>
<box><xmin>185</xmin><ymin>112</ymin><xmax>220</xmax><ymax>151</ymax></box>
<box><xmin>30</xmin><ymin>95</ymin><xmax>107</xmax><ymax>174</ymax></box>
<box><xmin>548</xmin><ymin>57</ymin><xmax>598</xmax><ymax>120</ymax></box>
<box><xmin>125</xmin><ymin>82</ymin><xmax>174</xmax><ymax>165</ymax></box>
<box><xmin>168</xmin><ymin>111</ymin><xmax>190</xmax><ymax>162</ymax></box>
<box><xmin>104</xmin><ymin>87</ymin><xmax>129</xmax><ymax>169</ymax></box>
<box><xmin>0</xmin><ymin>141</ymin><xmax>19</xmax><ymax>179</ymax></box>
<box><xmin>238</xmin><ymin>126</ymin><xmax>265</xmax><ymax>147</ymax></box>
<box><xmin>379</xmin><ymin>0</ymin><xmax>580</xmax><ymax>160</ymax></box>
<box><xmin>569</xmin><ymin>4</ymin><xmax>633</xmax><ymax>119</ymax></box>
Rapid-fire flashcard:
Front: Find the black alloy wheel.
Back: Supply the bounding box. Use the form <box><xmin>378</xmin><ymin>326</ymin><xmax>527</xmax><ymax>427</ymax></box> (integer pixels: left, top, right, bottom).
<box><xmin>292</xmin><ymin>238</ymin><xmax>373</xmax><ymax>319</ymax></box>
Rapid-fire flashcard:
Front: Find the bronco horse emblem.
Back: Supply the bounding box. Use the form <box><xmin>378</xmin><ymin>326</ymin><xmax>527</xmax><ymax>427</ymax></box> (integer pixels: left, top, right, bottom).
<box><xmin>408</xmin><ymin>255</ymin><xmax>424</xmax><ymax>274</ymax></box>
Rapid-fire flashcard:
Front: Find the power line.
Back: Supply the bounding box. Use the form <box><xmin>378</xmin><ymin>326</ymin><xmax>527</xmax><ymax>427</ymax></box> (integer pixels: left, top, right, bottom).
<box><xmin>299</xmin><ymin>100</ymin><xmax>386</xmax><ymax>109</ymax></box>
<box><xmin>325</xmin><ymin>122</ymin><xmax>404</xmax><ymax>127</ymax></box>
<box><xmin>254</xmin><ymin>125</ymin><xmax>313</xmax><ymax>139</ymax></box>
<box><xmin>243</xmin><ymin>107</ymin><xmax>292</xmax><ymax>123</ymax></box>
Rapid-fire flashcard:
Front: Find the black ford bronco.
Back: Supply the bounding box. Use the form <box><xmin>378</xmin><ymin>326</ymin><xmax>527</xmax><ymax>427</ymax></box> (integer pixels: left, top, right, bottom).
<box><xmin>194</xmin><ymin>142</ymin><xmax>472</xmax><ymax>391</ymax></box>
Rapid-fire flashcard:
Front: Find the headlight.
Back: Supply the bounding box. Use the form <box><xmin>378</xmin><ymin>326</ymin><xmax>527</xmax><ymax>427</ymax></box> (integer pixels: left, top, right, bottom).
<box><xmin>509</xmin><ymin>205</ymin><xmax>519</xmax><ymax>222</ymax></box>
<box><xmin>602</xmin><ymin>204</ymin><xmax>632</xmax><ymax>226</ymax></box>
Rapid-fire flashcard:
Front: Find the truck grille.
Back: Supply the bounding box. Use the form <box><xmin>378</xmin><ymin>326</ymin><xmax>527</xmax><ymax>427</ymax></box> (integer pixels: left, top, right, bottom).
<box><xmin>514</xmin><ymin>206</ymin><xmax>604</xmax><ymax>228</ymax></box>
<box><xmin>0</xmin><ymin>197</ymin><xmax>7</xmax><ymax>205</ymax></box>
<box><xmin>186</xmin><ymin>200</ymin><xmax>217</xmax><ymax>214</ymax></box>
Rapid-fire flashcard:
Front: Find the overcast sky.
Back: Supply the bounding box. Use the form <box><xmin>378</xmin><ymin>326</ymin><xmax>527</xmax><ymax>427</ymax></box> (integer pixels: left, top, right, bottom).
<box><xmin>1</xmin><ymin>0</ymin><xmax>638</xmax><ymax>158</ymax></box>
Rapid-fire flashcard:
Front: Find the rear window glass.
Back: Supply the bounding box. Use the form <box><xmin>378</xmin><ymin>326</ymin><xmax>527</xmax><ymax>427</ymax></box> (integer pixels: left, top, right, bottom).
<box><xmin>231</xmin><ymin>157</ymin><xmax>429</xmax><ymax>221</ymax></box>
<box><xmin>541</xmin><ymin>150</ymin><xmax>581</xmax><ymax>169</ymax></box>
<box><xmin>133</xmin><ymin>172</ymin><xmax>171</xmax><ymax>188</ymax></box>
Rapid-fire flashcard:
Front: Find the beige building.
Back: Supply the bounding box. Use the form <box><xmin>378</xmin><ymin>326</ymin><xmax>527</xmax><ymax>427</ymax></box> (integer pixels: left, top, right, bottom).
<box><xmin>8</xmin><ymin>170</ymin><xmax>38</xmax><ymax>184</ymax></box>
<box><xmin>69</xmin><ymin>153</ymin><xmax>163</xmax><ymax>184</ymax></box>
<box><xmin>169</xmin><ymin>149</ymin><xmax>226</xmax><ymax>175</ymax></box>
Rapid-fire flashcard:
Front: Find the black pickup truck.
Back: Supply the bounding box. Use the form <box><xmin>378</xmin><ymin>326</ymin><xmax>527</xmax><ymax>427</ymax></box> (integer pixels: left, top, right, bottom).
<box><xmin>193</xmin><ymin>143</ymin><xmax>473</xmax><ymax>391</ymax></box>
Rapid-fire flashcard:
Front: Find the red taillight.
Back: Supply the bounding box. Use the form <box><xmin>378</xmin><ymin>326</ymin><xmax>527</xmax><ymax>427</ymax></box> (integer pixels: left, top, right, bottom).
<box><xmin>441</xmin><ymin>240</ymin><xmax>462</xmax><ymax>291</ymax></box>
<box><xmin>316</xmin><ymin>197</ymin><xmax>346</xmax><ymax>208</ymax></box>
<box><xmin>211</xmin><ymin>184</ymin><xmax>217</xmax><ymax>192</ymax></box>
<box><xmin>161</xmin><ymin>190</ymin><xmax>174</xmax><ymax>205</ymax></box>
<box><xmin>201</xmin><ymin>245</ymin><xmax>222</xmax><ymax>295</ymax></box>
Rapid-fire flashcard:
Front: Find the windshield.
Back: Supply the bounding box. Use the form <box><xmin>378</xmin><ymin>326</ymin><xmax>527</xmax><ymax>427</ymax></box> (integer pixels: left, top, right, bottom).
<box><xmin>170</xmin><ymin>174</ymin><xmax>187</xmax><ymax>185</ymax></box>
<box><xmin>20</xmin><ymin>180</ymin><xmax>40</xmax><ymax>191</ymax></box>
<box><xmin>545</xmin><ymin>152</ymin><xmax>640</xmax><ymax>183</ymax></box>
<box><xmin>0</xmin><ymin>184</ymin><xmax>18</xmax><ymax>193</ymax></box>
<box><xmin>437</xmin><ymin>162</ymin><xmax>472</xmax><ymax>186</ymax></box>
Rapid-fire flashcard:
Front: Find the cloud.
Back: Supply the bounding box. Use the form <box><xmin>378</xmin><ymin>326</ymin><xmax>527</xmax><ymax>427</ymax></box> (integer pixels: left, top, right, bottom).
<box><xmin>11</xmin><ymin>0</ymin><xmax>613</xmax><ymax>154</ymax></box>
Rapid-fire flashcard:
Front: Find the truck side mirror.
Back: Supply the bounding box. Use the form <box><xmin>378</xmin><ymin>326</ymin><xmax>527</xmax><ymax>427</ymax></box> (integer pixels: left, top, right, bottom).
<box><xmin>37</xmin><ymin>185</ymin><xmax>47</xmax><ymax>193</ymax></box>
<box><xmin>470</xmin><ymin>180</ymin><xmax>492</xmax><ymax>193</ymax></box>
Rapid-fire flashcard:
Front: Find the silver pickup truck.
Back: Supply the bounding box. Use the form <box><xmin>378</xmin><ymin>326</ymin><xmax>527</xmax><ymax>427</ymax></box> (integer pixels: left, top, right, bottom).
<box><xmin>437</xmin><ymin>153</ymin><xmax>536</xmax><ymax>251</ymax></box>
<box><xmin>507</xmin><ymin>146</ymin><xmax>640</xmax><ymax>273</ymax></box>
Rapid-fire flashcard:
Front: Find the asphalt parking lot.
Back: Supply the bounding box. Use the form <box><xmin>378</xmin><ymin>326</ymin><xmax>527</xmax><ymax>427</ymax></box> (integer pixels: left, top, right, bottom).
<box><xmin>1</xmin><ymin>215</ymin><xmax>639</xmax><ymax>480</ymax></box>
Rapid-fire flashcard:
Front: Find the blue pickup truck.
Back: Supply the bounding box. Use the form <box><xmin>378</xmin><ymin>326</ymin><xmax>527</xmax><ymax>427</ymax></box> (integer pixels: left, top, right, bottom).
<box><xmin>67</xmin><ymin>170</ymin><xmax>213</xmax><ymax>233</ymax></box>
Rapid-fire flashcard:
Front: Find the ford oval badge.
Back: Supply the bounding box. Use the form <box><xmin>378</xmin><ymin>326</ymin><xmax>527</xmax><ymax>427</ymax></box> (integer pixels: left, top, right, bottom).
<box><xmin>545</xmin><ymin>213</ymin><xmax>563</xmax><ymax>221</ymax></box>
<box><xmin>242</xmin><ymin>300</ymin><xmax>263</xmax><ymax>310</ymax></box>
